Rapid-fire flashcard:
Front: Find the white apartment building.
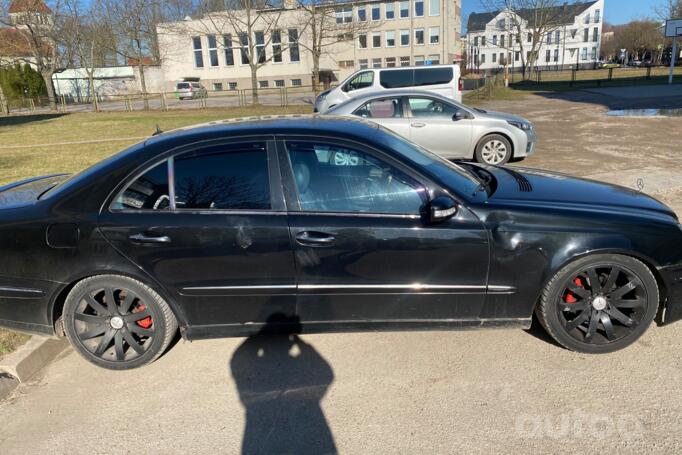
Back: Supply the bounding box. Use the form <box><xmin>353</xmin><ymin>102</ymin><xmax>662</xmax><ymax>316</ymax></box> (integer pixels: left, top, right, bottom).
<box><xmin>465</xmin><ymin>0</ymin><xmax>604</xmax><ymax>73</ymax></box>
<box><xmin>156</xmin><ymin>0</ymin><xmax>461</xmax><ymax>92</ymax></box>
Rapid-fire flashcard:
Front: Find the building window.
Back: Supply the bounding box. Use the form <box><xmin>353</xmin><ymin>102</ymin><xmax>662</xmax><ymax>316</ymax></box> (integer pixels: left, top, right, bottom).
<box><xmin>595</xmin><ymin>9</ymin><xmax>601</xmax><ymax>23</ymax></box>
<box><xmin>192</xmin><ymin>37</ymin><xmax>203</xmax><ymax>68</ymax></box>
<box><xmin>527</xmin><ymin>32</ymin><xmax>532</xmax><ymax>43</ymax></box>
<box><xmin>481</xmin><ymin>36</ymin><xmax>486</xmax><ymax>46</ymax></box>
<box><xmin>372</xmin><ymin>58</ymin><xmax>382</xmax><ymax>68</ymax></box>
<box><xmin>255</xmin><ymin>31</ymin><xmax>266</xmax><ymax>64</ymax></box>
<box><xmin>500</xmin><ymin>52</ymin><xmax>505</xmax><ymax>64</ymax></box>
<box><xmin>386</xmin><ymin>3</ymin><xmax>395</xmax><ymax>19</ymax></box>
<box><xmin>593</xmin><ymin>27</ymin><xmax>598</xmax><ymax>42</ymax></box>
<box><xmin>555</xmin><ymin>30</ymin><xmax>560</xmax><ymax>43</ymax></box>
<box><xmin>492</xmin><ymin>35</ymin><xmax>497</xmax><ymax>46</ymax></box>
<box><xmin>516</xmin><ymin>33</ymin><xmax>520</xmax><ymax>43</ymax></box>
<box><xmin>414</xmin><ymin>55</ymin><xmax>425</xmax><ymax>65</ymax></box>
<box><xmin>358</xmin><ymin>7</ymin><xmax>366</xmax><ymax>21</ymax></box>
<box><xmin>223</xmin><ymin>34</ymin><xmax>234</xmax><ymax>66</ymax></box>
<box><xmin>291</xmin><ymin>79</ymin><xmax>302</xmax><ymax>87</ymax></box>
<box><xmin>288</xmin><ymin>28</ymin><xmax>300</xmax><ymax>62</ymax></box>
<box><xmin>213</xmin><ymin>82</ymin><xmax>223</xmax><ymax>91</ymax></box>
<box><xmin>238</xmin><ymin>32</ymin><xmax>249</xmax><ymax>64</ymax></box>
<box><xmin>400</xmin><ymin>56</ymin><xmax>410</xmax><ymax>66</ymax></box>
<box><xmin>335</xmin><ymin>6</ymin><xmax>352</xmax><ymax>24</ymax></box>
<box><xmin>429</xmin><ymin>27</ymin><xmax>439</xmax><ymax>44</ymax></box>
<box><xmin>400</xmin><ymin>29</ymin><xmax>409</xmax><ymax>46</ymax></box>
<box><xmin>591</xmin><ymin>47</ymin><xmax>597</xmax><ymax>60</ymax></box>
<box><xmin>358</xmin><ymin>34</ymin><xmax>367</xmax><ymax>49</ymax></box>
<box><xmin>515</xmin><ymin>51</ymin><xmax>519</xmax><ymax>61</ymax></box>
<box><xmin>385</xmin><ymin>57</ymin><xmax>396</xmax><ymax>67</ymax></box>
<box><xmin>259</xmin><ymin>80</ymin><xmax>269</xmax><ymax>88</ymax></box>
<box><xmin>372</xmin><ymin>4</ymin><xmax>380</xmax><ymax>20</ymax></box>
<box><xmin>427</xmin><ymin>54</ymin><xmax>440</xmax><ymax>64</ymax></box>
<box><xmin>545</xmin><ymin>49</ymin><xmax>551</xmax><ymax>62</ymax></box>
<box><xmin>583</xmin><ymin>28</ymin><xmax>589</xmax><ymax>42</ymax></box>
<box><xmin>272</xmin><ymin>30</ymin><xmax>282</xmax><ymax>63</ymax></box>
<box><xmin>400</xmin><ymin>1</ymin><xmax>409</xmax><ymax>18</ymax></box>
<box><xmin>415</xmin><ymin>0</ymin><xmax>424</xmax><ymax>17</ymax></box>
<box><xmin>207</xmin><ymin>35</ymin><xmax>219</xmax><ymax>67</ymax></box>
<box><xmin>492</xmin><ymin>53</ymin><xmax>497</xmax><ymax>62</ymax></box>
<box><xmin>359</xmin><ymin>59</ymin><xmax>369</xmax><ymax>69</ymax></box>
<box><xmin>415</xmin><ymin>28</ymin><xmax>424</xmax><ymax>45</ymax></box>
<box><xmin>275</xmin><ymin>79</ymin><xmax>284</xmax><ymax>87</ymax></box>
<box><xmin>474</xmin><ymin>36</ymin><xmax>479</xmax><ymax>46</ymax></box>
<box><xmin>386</xmin><ymin>30</ymin><xmax>395</xmax><ymax>47</ymax></box>
<box><xmin>372</xmin><ymin>32</ymin><xmax>381</xmax><ymax>48</ymax></box>
<box><xmin>429</xmin><ymin>0</ymin><xmax>439</xmax><ymax>16</ymax></box>
<box><xmin>481</xmin><ymin>54</ymin><xmax>486</xmax><ymax>64</ymax></box>
<box><xmin>553</xmin><ymin>49</ymin><xmax>559</xmax><ymax>62</ymax></box>
<box><xmin>571</xmin><ymin>28</ymin><xmax>577</xmax><ymax>39</ymax></box>
<box><xmin>500</xmin><ymin>34</ymin><xmax>505</xmax><ymax>47</ymax></box>
<box><xmin>547</xmin><ymin>33</ymin><xmax>552</xmax><ymax>45</ymax></box>
<box><xmin>584</xmin><ymin>13</ymin><xmax>590</xmax><ymax>24</ymax></box>
<box><xmin>581</xmin><ymin>47</ymin><xmax>587</xmax><ymax>60</ymax></box>
<box><xmin>229</xmin><ymin>82</ymin><xmax>237</xmax><ymax>90</ymax></box>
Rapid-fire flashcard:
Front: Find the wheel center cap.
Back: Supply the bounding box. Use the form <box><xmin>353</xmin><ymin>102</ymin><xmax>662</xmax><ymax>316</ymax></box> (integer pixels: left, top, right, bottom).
<box><xmin>110</xmin><ymin>316</ymin><xmax>124</xmax><ymax>330</ymax></box>
<box><xmin>592</xmin><ymin>296</ymin><xmax>608</xmax><ymax>311</ymax></box>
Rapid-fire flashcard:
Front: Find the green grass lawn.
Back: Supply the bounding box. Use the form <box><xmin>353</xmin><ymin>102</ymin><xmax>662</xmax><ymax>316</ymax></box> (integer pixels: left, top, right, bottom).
<box><xmin>0</xmin><ymin>105</ymin><xmax>311</xmax><ymax>351</ymax></box>
<box><xmin>0</xmin><ymin>105</ymin><xmax>311</xmax><ymax>186</ymax></box>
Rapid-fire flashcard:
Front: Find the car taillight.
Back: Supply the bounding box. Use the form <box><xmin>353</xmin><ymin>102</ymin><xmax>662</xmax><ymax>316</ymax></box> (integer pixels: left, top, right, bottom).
<box><xmin>458</xmin><ymin>77</ymin><xmax>463</xmax><ymax>92</ymax></box>
<box><xmin>189</xmin><ymin>85</ymin><xmax>193</xmax><ymax>91</ymax></box>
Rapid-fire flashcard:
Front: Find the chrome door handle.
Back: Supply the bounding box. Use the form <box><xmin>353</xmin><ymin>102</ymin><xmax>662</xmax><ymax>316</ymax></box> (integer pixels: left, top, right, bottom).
<box><xmin>410</xmin><ymin>122</ymin><xmax>426</xmax><ymax>128</ymax></box>
<box><xmin>129</xmin><ymin>233</ymin><xmax>171</xmax><ymax>244</ymax></box>
<box><xmin>295</xmin><ymin>231</ymin><xmax>336</xmax><ymax>247</ymax></box>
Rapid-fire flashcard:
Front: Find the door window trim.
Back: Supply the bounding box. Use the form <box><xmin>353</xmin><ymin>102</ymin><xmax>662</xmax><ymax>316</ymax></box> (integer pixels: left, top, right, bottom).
<box><xmin>276</xmin><ymin>134</ymin><xmax>433</xmax><ymax>217</ymax></box>
<box><xmin>104</xmin><ymin>136</ymin><xmax>285</xmax><ymax>215</ymax></box>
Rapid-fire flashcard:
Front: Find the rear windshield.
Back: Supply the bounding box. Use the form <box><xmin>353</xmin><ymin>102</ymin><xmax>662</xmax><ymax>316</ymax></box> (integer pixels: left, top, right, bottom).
<box><xmin>379</xmin><ymin>67</ymin><xmax>453</xmax><ymax>89</ymax></box>
<box><xmin>176</xmin><ymin>83</ymin><xmax>190</xmax><ymax>89</ymax></box>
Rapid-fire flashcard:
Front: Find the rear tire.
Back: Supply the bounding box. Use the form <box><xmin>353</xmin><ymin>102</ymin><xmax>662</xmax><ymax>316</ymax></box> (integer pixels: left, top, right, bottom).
<box><xmin>63</xmin><ymin>275</ymin><xmax>178</xmax><ymax>370</ymax></box>
<box><xmin>536</xmin><ymin>254</ymin><xmax>658</xmax><ymax>354</ymax></box>
<box><xmin>475</xmin><ymin>134</ymin><xmax>512</xmax><ymax>165</ymax></box>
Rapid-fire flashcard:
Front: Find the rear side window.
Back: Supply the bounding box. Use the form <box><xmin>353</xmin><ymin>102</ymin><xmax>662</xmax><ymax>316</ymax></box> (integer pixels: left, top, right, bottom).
<box><xmin>379</xmin><ymin>69</ymin><xmax>414</xmax><ymax>88</ymax></box>
<box><xmin>175</xmin><ymin>143</ymin><xmax>270</xmax><ymax>210</ymax></box>
<box><xmin>114</xmin><ymin>162</ymin><xmax>170</xmax><ymax>210</ymax></box>
<box><xmin>353</xmin><ymin>97</ymin><xmax>404</xmax><ymax>118</ymax></box>
<box><xmin>177</xmin><ymin>83</ymin><xmax>190</xmax><ymax>89</ymax></box>
<box><xmin>413</xmin><ymin>67</ymin><xmax>453</xmax><ymax>86</ymax></box>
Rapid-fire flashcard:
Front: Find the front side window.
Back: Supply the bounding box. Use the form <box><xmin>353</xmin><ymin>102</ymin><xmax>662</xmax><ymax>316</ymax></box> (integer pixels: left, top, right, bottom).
<box><xmin>408</xmin><ymin>97</ymin><xmax>460</xmax><ymax>120</ymax></box>
<box><xmin>286</xmin><ymin>141</ymin><xmax>425</xmax><ymax>214</ymax></box>
<box><xmin>353</xmin><ymin>97</ymin><xmax>404</xmax><ymax>119</ymax></box>
<box><xmin>346</xmin><ymin>71</ymin><xmax>374</xmax><ymax>91</ymax></box>
<box><xmin>174</xmin><ymin>143</ymin><xmax>270</xmax><ymax>210</ymax></box>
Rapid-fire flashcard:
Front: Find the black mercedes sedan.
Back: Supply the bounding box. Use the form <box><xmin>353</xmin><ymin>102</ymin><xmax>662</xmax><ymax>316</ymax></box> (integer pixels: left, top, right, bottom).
<box><xmin>1</xmin><ymin>116</ymin><xmax>681</xmax><ymax>369</ymax></box>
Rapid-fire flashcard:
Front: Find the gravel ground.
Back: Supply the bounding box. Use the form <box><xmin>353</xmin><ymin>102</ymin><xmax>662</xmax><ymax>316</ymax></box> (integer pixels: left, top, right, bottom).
<box><xmin>0</xmin><ymin>88</ymin><xmax>681</xmax><ymax>454</ymax></box>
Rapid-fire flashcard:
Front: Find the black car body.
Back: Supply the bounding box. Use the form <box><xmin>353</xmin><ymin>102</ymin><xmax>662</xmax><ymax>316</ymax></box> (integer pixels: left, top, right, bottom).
<box><xmin>1</xmin><ymin>117</ymin><xmax>681</xmax><ymax>367</ymax></box>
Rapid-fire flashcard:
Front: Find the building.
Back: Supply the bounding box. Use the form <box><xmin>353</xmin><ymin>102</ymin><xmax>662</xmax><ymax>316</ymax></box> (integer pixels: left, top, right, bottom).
<box><xmin>156</xmin><ymin>0</ymin><xmax>462</xmax><ymax>92</ymax></box>
<box><xmin>0</xmin><ymin>0</ymin><xmax>53</xmax><ymax>68</ymax></box>
<box><xmin>465</xmin><ymin>0</ymin><xmax>603</xmax><ymax>73</ymax></box>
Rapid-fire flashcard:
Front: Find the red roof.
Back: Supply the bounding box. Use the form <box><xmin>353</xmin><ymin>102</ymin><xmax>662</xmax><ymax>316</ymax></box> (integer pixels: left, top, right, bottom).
<box><xmin>0</xmin><ymin>28</ymin><xmax>51</xmax><ymax>58</ymax></box>
<box><xmin>8</xmin><ymin>0</ymin><xmax>52</xmax><ymax>14</ymax></box>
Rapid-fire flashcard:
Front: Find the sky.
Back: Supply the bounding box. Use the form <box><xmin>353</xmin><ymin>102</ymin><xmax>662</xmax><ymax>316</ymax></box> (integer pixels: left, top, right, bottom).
<box><xmin>462</xmin><ymin>0</ymin><xmax>670</xmax><ymax>31</ymax></box>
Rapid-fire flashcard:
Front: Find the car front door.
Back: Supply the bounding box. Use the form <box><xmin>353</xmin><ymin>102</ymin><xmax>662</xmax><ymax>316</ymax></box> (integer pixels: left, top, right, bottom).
<box><xmin>350</xmin><ymin>96</ymin><xmax>411</xmax><ymax>139</ymax></box>
<box><xmin>98</xmin><ymin>138</ymin><xmax>297</xmax><ymax>332</ymax></box>
<box><xmin>279</xmin><ymin>137</ymin><xmax>489</xmax><ymax>326</ymax></box>
<box><xmin>406</xmin><ymin>96</ymin><xmax>474</xmax><ymax>159</ymax></box>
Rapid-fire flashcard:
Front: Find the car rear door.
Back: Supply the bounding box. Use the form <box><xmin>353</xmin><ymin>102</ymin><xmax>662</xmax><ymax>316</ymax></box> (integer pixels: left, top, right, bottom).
<box><xmin>278</xmin><ymin>136</ymin><xmax>489</xmax><ymax>325</ymax></box>
<box><xmin>406</xmin><ymin>95</ymin><xmax>474</xmax><ymax>159</ymax></box>
<box><xmin>98</xmin><ymin>137</ymin><xmax>297</xmax><ymax>332</ymax></box>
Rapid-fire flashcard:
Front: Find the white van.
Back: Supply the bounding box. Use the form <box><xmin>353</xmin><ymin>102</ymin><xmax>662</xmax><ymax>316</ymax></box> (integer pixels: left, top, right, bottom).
<box><xmin>315</xmin><ymin>64</ymin><xmax>462</xmax><ymax>113</ymax></box>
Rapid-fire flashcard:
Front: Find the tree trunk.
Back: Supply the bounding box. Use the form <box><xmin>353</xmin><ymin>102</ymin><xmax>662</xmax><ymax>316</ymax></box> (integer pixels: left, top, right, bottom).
<box><xmin>0</xmin><ymin>84</ymin><xmax>9</xmax><ymax>115</ymax></box>
<box><xmin>311</xmin><ymin>51</ymin><xmax>321</xmax><ymax>94</ymax></box>
<box><xmin>88</xmin><ymin>72</ymin><xmax>99</xmax><ymax>112</ymax></box>
<box><xmin>250</xmin><ymin>66</ymin><xmax>259</xmax><ymax>105</ymax></box>
<box><xmin>138</xmin><ymin>63</ymin><xmax>149</xmax><ymax>110</ymax></box>
<box><xmin>42</xmin><ymin>72</ymin><xmax>57</xmax><ymax>110</ymax></box>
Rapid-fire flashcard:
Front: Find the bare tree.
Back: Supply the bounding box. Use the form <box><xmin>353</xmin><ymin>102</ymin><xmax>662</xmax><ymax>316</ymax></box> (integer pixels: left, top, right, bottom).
<box><xmin>655</xmin><ymin>0</ymin><xmax>682</xmax><ymax>21</ymax></box>
<box><xmin>0</xmin><ymin>0</ymin><xmax>66</xmax><ymax>110</ymax></box>
<box><xmin>482</xmin><ymin>0</ymin><xmax>581</xmax><ymax>78</ymax></box>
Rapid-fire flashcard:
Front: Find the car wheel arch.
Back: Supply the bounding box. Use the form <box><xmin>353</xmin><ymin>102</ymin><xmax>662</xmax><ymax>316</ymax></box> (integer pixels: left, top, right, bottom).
<box><xmin>475</xmin><ymin>132</ymin><xmax>515</xmax><ymax>158</ymax></box>
<box><xmin>49</xmin><ymin>270</ymin><xmax>188</xmax><ymax>336</ymax></box>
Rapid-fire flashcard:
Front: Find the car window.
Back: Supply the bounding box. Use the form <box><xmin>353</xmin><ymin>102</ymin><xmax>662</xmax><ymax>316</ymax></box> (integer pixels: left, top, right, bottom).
<box><xmin>413</xmin><ymin>67</ymin><xmax>453</xmax><ymax>86</ymax></box>
<box><xmin>177</xmin><ymin>83</ymin><xmax>190</xmax><ymax>89</ymax></box>
<box><xmin>408</xmin><ymin>97</ymin><xmax>459</xmax><ymax>119</ymax></box>
<box><xmin>174</xmin><ymin>143</ymin><xmax>270</xmax><ymax>210</ymax></box>
<box><xmin>353</xmin><ymin>97</ymin><xmax>404</xmax><ymax>119</ymax></box>
<box><xmin>345</xmin><ymin>71</ymin><xmax>374</xmax><ymax>92</ymax></box>
<box><xmin>113</xmin><ymin>161</ymin><xmax>170</xmax><ymax>210</ymax></box>
<box><xmin>379</xmin><ymin>69</ymin><xmax>414</xmax><ymax>89</ymax></box>
<box><xmin>286</xmin><ymin>141</ymin><xmax>426</xmax><ymax>214</ymax></box>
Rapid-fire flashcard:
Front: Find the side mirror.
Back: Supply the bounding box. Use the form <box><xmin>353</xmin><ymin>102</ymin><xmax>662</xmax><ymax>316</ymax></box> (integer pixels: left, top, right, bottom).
<box><xmin>428</xmin><ymin>196</ymin><xmax>458</xmax><ymax>223</ymax></box>
<box><xmin>452</xmin><ymin>111</ymin><xmax>467</xmax><ymax>121</ymax></box>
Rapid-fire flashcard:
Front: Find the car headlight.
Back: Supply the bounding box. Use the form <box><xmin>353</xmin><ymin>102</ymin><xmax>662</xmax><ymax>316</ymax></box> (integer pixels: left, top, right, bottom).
<box><xmin>507</xmin><ymin>120</ymin><xmax>532</xmax><ymax>131</ymax></box>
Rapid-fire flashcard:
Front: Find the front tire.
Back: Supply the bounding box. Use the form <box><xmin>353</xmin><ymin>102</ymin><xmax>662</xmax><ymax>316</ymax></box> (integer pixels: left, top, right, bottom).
<box><xmin>475</xmin><ymin>134</ymin><xmax>512</xmax><ymax>165</ymax></box>
<box><xmin>63</xmin><ymin>275</ymin><xmax>178</xmax><ymax>370</ymax></box>
<box><xmin>536</xmin><ymin>254</ymin><xmax>658</xmax><ymax>353</ymax></box>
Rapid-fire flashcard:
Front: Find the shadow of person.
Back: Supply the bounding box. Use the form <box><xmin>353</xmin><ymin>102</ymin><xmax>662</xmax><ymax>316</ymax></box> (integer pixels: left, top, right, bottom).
<box><xmin>230</xmin><ymin>314</ymin><xmax>337</xmax><ymax>455</ymax></box>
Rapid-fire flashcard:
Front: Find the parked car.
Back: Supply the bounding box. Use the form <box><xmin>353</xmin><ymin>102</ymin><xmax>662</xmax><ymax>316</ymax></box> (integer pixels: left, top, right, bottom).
<box><xmin>1</xmin><ymin>117</ymin><xmax>681</xmax><ymax>370</ymax></box>
<box><xmin>174</xmin><ymin>81</ymin><xmax>208</xmax><ymax>100</ymax></box>
<box><xmin>327</xmin><ymin>90</ymin><xmax>536</xmax><ymax>165</ymax></box>
<box><xmin>598</xmin><ymin>61</ymin><xmax>620</xmax><ymax>69</ymax></box>
<box><xmin>314</xmin><ymin>65</ymin><xmax>462</xmax><ymax>113</ymax></box>
<box><xmin>628</xmin><ymin>60</ymin><xmax>643</xmax><ymax>67</ymax></box>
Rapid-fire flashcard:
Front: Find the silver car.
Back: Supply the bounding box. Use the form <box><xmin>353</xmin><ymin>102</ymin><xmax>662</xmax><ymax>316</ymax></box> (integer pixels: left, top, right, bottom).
<box><xmin>175</xmin><ymin>82</ymin><xmax>208</xmax><ymax>100</ymax></box>
<box><xmin>326</xmin><ymin>90</ymin><xmax>536</xmax><ymax>165</ymax></box>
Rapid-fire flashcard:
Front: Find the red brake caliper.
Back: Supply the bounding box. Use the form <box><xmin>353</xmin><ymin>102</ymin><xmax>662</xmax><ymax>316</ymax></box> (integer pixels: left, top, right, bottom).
<box><xmin>564</xmin><ymin>277</ymin><xmax>584</xmax><ymax>304</ymax></box>
<box><xmin>134</xmin><ymin>303</ymin><xmax>153</xmax><ymax>329</ymax></box>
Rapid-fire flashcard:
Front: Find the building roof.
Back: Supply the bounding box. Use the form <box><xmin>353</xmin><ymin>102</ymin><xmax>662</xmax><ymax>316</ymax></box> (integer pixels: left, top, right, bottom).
<box><xmin>0</xmin><ymin>28</ymin><xmax>33</xmax><ymax>57</ymax></box>
<box><xmin>467</xmin><ymin>1</ymin><xmax>597</xmax><ymax>32</ymax></box>
<box><xmin>8</xmin><ymin>0</ymin><xmax>52</xmax><ymax>14</ymax></box>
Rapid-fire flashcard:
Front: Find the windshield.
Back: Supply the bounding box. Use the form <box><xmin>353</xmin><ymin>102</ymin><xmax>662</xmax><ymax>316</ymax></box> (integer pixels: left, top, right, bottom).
<box><xmin>375</xmin><ymin>125</ymin><xmax>485</xmax><ymax>200</ymax></box>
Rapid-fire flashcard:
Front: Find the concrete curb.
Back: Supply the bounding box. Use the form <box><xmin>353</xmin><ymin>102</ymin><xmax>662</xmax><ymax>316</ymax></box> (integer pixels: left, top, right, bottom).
<box><xmin>0</xmin><ymin>373</ymin><xmax>19</xmax><ymax>399</ymax></box>
<box><xmin>0</xmin><ymin>337</ymin><xmax>69</xmax><ymax>387</ymax></box>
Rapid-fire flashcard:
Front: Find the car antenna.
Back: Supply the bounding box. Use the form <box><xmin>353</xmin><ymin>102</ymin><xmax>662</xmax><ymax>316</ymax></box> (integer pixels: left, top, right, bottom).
<box><xmin>152</xmin><ymin>124</ymin><xmax>163</xmax><ymax>136</ymax></box>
